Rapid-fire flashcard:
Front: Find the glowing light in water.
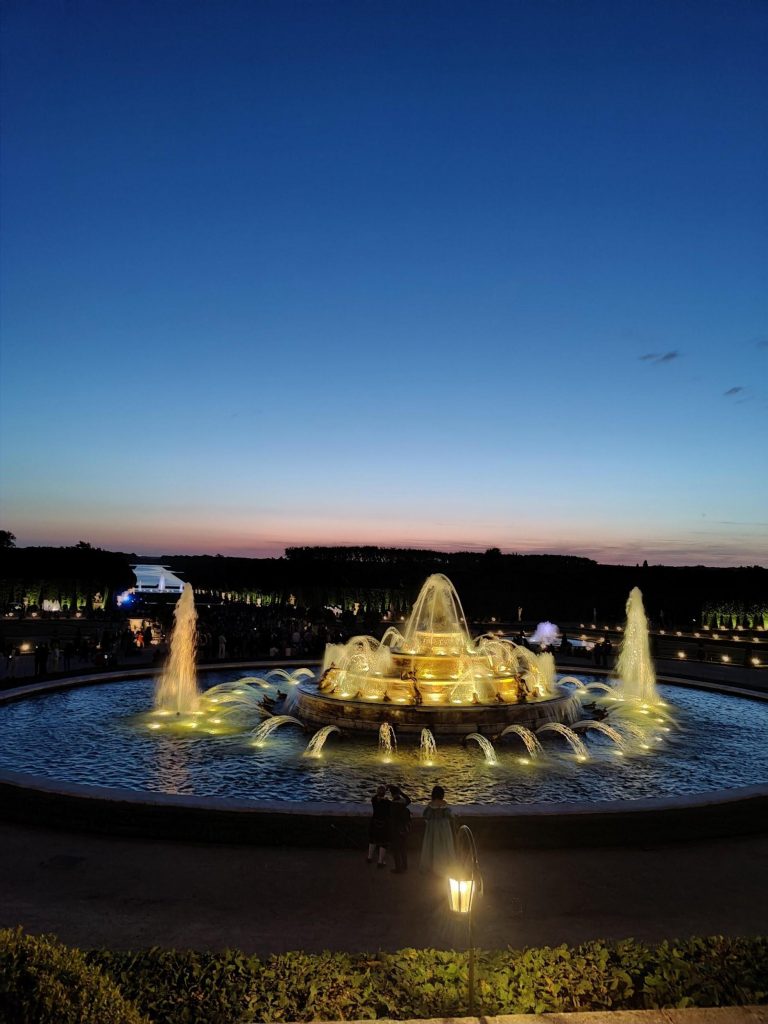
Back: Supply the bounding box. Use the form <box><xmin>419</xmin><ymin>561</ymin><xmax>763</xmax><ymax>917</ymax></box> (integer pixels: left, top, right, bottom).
<box><xmin>304</xmin><ymin>725</ymin><xmax>340</xmax><ymax>758</ymax></box>
<box><xmin>251</xmin><ymin>715</ymin><xmax>305</xmax><ymax>746</ymax></box>
<box><xmin>419</xmin><ymin>728</ymin><xmax>437</xmax><ymax>765</ymax></box>
<box><xmin>536</xmin><ymin>723</ymin><xmax>589</xmax><ymax>759</ymax></box>
<box><xmin>498</xmin><ymin>724</ymin><xmax>544</xmax><ymax>759</ymax></box>
<box><xmin>466</xmin><ymin>733</ymin><xmax>498</xmax><ymax>765</ymax></box>
<box><xmin>154</xmin><ymin>584</ymin><xmax>199</xmax><ymax>714</ymax></box>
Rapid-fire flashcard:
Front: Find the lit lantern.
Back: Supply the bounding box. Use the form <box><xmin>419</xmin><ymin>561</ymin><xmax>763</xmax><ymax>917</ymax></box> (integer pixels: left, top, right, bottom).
<box><xmin>448</xmin><ymin>875</ymin><xmax>475</xmax><ymax>914</ymax></box>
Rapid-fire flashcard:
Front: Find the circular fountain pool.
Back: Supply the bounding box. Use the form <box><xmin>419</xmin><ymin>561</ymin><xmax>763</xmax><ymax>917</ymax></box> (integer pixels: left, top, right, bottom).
<box><xmin>1</xmin><ymin>670</ymin><xmax>766</xmax><ymax>806</ymax></box>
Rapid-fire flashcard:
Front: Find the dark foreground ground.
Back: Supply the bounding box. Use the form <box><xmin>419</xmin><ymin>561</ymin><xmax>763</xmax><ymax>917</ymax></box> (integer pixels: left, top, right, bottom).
<box><xmin>2</xmin><ymin>821</ymin><xmax>766</xmax><ymax>954</ymax></box>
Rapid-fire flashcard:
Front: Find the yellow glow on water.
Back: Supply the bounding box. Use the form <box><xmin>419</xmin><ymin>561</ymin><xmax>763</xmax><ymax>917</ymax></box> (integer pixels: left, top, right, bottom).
<box><xmin>148</xmin><ymin>723</ymin><xmax>161</xmax><ymax>730</ymax></box>
<box><xmin>615</xmin><ymin>750</ymin><xmax>624</xmax><ymax>756</ymax></box>
<box><xmin>518</xmin><ymin>758</ymin><xmax>530</xmax><ymax>765</ymax></box>
<box><xmin>577</xmin><ymin>755</ymin><xmax>587</xmax><ymax>762</ymax></box>
<box><xmin>212</xmin><ymin>718</ymin><xmax>222</xmax><ymax>724</ymax></box>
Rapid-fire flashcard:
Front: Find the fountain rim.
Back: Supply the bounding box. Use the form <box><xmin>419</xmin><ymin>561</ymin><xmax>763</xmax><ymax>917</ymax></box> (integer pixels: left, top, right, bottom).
<box><xmin>1</xmin><ymin>662</ymin><xmax>767</xmax><ymax>848</ymax></box>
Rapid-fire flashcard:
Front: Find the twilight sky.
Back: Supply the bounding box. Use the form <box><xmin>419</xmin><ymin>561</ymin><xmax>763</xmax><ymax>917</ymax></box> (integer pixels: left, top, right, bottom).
<box><xmin>1</xmin><ymin>0</ymin><xmax>766</xmax><ymax>566</ymax></box>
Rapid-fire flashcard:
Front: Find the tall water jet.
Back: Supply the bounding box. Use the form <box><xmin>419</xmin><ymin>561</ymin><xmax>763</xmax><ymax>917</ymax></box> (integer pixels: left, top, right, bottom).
<box><xmin>379</xmin><ymin>722</ymin><xmax>397</xmax><ymax>759</ymax></box>
<box><xmin>466</xmin><ymin>733</ymin><xmax>498</xmax><ymax>765</ymax></box>
<box><xmin>304</xmin><ymin>725</ymin><xmax>340</xmax><ymax>758</ymax></box>
<box><xmin>616</xmin><ymin>587</ymin><xmax>659</xmax><ymax>704</ymax></box>
<box><xmin>419</xmin><ymin>728</ymin><xmax>437</xmax><ymax>765</ymax></box>
<box><xmin>154</xmin><ymin>583</ymin><xmax>199</xmax><ymax>714</ymax></box>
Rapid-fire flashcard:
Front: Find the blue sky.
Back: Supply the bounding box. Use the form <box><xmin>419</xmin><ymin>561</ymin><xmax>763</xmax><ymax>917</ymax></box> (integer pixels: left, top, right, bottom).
<box><xmin>1</xmin><ymin>0</ymin><xmax>766</xmax><ymax>565</ymax></box>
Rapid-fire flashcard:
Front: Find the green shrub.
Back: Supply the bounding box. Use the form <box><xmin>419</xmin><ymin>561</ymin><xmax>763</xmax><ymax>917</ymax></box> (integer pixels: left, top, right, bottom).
<box><xmin>88</xmin><ymin>949</ymin><xmax>261</xmax><ymax>1024</ymax></box>
<box><xmin>0</xmin><ymin>928</ymin><xmax>146</xmax><ymax>1024</ymax></box>
<box><xmin>9</xmin><ymin>930</ymin><xmax>768</xmax><ymax>1023</ymax></box>
<box><xmin>642</xmin><ymin>936</ymin><xmax>768</xmax><ymax>1009</ymax></box>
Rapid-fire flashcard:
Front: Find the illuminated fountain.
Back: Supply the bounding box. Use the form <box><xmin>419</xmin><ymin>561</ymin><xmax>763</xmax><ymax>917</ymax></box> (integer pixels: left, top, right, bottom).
<box><xmin>615</xmin><ymin>587</ymin><xmax>659</xmax><ymax>704</ymax></box>
<box><xmin>4</xmin><ymin>572</ymin><xmax>768</xmax><ymax>819</ymax></box>
<box><xmin>154</xmin><ymin>583</ymin><xmax>199</xmax><ymax>714</ymax></box>
<box><xmin>295</xmin><ymin>573</ymin><xmax>581</xmax><ymax>734</ymax></box>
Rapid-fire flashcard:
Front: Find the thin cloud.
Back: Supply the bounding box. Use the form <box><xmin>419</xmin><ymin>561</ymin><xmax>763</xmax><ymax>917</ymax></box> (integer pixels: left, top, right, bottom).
<box><xmin>724</xmin><ymin>386</ymin><xmax>745</xmax><ymax>396</ymax></box>
<box><xmin>639</xmin><ymin>351</ymin><xmax>680</xmax><ymax>364</ymax></box>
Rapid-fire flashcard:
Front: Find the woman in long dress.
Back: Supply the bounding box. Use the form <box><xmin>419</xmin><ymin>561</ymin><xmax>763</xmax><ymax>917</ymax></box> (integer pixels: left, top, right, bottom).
<box><xmin>419</xmin><ymin>784</ymin><xmax>456</xmax><ymax>875</ymax></box>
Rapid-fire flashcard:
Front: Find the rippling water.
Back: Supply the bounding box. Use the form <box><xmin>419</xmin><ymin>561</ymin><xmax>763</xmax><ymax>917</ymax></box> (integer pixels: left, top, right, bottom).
<box><xmin>1</xmin><ymin>672</ymin><xmax>767</xmax><ymax>805</ymax></box>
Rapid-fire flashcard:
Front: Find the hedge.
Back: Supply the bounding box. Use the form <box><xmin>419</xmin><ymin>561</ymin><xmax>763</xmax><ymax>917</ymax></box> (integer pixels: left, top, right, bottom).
<box><xmin>2</xmin><ymin>930</ymin><xmax>767</xmax><ymax>1024</ymax></box>
<box><xmin>0</xmin><ymin>927</ymin><xmax>146</xmax><ymax>1024</ymax></box>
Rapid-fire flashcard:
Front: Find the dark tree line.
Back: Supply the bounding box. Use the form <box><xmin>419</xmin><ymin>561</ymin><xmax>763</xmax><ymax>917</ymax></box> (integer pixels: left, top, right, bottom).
<box><xmin>1</xmin><ymin>543</ymin><xmax>765</xmax><ymax>627</ymax></box>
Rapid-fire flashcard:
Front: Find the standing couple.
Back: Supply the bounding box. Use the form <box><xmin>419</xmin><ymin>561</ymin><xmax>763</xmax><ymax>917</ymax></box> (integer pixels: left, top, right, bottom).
<box><xmin>367</xmin><ymin>784</ymin><xmax>412</xmax><ymax>873</ymax></box>
<box><xmin>368</xmin><ymin>784</ymin><xmax>456</xmax><ymax>876</ymax></box>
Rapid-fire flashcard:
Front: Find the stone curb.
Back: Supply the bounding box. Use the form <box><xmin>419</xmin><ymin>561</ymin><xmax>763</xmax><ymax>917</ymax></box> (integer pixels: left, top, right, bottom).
<box><xmin>287</xmin><ymin>1009</ymin><xmax>768</xmax><ymax>1024</ymax></box>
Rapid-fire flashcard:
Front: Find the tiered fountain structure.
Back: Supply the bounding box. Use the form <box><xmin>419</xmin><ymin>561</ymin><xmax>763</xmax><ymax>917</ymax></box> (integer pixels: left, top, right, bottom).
<box><xmin>291</xmin><ymin>573</ymin><xmax>581</xmax><ymax>734</ymax></box>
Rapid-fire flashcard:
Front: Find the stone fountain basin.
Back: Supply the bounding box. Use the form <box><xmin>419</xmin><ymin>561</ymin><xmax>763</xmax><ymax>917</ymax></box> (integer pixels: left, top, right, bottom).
<box><xmin>294</xmin><ymin>685</ymin><xmax>582</xmax><ymax>735</ymax></box>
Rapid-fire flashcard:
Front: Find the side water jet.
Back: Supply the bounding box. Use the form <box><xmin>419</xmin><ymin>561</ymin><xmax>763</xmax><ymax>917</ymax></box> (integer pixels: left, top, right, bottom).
<box><xmin>466</xmin><ymin>733</ymin><xmax>498</xmax><ymax>765</ymax></box>
<box><xmin>537</xmin><ymin>723</ymin><xmax>589</xmax><ymax>760</ymax></box>
<box><xmin>584</xmin><ymin>682</ymin><xmax>614</xmax><ymax>694</ymax></box>
<box><xmin>616</xmin><ymin>587</ymin><xmax>659</xmax><ymax>704</ymax></box>
<box><xmin>251</xmin><ymin>715</ymin><xmax>305</xmax><ymax>746</ymax></box>
<box><xmin>419</xmin><ymin>728</ymin><xmax>437</xmax><ymax>765</ymax></box>
<box><xmin>498</xmin><ymin>724</ymin><xmax>544</xmax><ymax>759</ymax></box>
<box><xmin>154</xmin><ymin>584</ymin><xmax>199</xmax><ymax>714</ymax></box>
<box><xmin>266</xmin><ymin>668</ymin><xmax>315</xmax><ymax>685</ymax></box>
<box><xmin>573</xmin><ymin>721</ymin><xmax>627</xmax><ymax>748</ymax></box>
<box><xmin>379</xmin><ymin>722</ymin><xmax>397</xmax><ymax>760</ymax></box>
<box><xmin>304</xmin><ymin>725</ymin><xmax>340</xmax><ymax>758</ymax></box>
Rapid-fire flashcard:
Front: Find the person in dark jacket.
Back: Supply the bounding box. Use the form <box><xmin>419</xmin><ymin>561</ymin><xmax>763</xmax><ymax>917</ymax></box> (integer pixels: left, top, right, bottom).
<box><xmin>367</xmin><ymin>785</ymin><xmax>390</xmax><ymax>868</ymax></box>
<box><xmin>387</xmin><ymin>785</ymin><xmax>412</xmax><ymax>874</ymax></box>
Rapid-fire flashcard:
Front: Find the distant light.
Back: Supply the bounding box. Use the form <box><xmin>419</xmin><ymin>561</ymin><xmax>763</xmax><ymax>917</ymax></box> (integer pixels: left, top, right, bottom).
<box><xmin>677</xmin><ymin>651</ymin><xmax>686</xmax><ymax>659</ymax></box>
<box><xmin>722</xmin><ymin>655</ymin><xmax>730</xmax><ymax>663</ymax></box>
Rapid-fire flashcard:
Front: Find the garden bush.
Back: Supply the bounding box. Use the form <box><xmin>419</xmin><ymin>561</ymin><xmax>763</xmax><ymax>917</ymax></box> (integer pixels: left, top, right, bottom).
<box><xmin>0</xmin><ymin>927</ymin><xmax>146</xmax><ymax>1024</ymax></box>
<box><xmin>5</xmin><ymin>928</ymin><xmax>766</xmax><ymax>1024</ymax></box>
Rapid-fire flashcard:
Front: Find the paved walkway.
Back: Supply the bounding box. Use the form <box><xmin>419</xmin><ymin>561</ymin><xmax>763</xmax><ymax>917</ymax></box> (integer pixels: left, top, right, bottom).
<box><xmin>2</xmin><ymin>821</ymin><xmax>766</xmax><ymax>955</ymax></box>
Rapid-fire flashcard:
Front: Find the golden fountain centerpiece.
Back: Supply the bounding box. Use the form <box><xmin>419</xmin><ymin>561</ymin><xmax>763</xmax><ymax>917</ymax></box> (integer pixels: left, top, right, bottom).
<box><xmin>293</xmin><ymin>574</ymin><xmax>581</xmax><ymax>734</ymax></box>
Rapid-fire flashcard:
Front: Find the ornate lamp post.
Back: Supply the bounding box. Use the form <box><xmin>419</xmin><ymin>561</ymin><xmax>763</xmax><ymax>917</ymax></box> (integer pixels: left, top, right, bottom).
<box><xmin>447</xmin><ymin>824</ymin><xmax>483</xmax><ymax>1014</ymax></box>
